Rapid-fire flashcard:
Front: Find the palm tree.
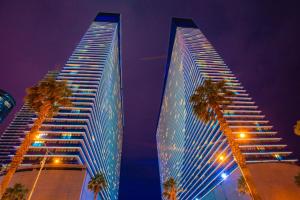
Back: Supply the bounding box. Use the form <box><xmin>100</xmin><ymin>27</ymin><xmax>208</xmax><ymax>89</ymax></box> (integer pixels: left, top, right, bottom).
<box><xmin>88</xmin><ymin>172</ymin><xmax>107</xmax><ymax>200</ymax></box>
<box><xmin>237</xmin><ymin>176</ymin><xmax>250</xmax><ymax>195</ymax></box>
<box><xmin>0</xmin><ymin>76</ymin><xmax>72</xmax><ymax>197</ymax></box>
<box><xmin>190</xmin><ymin>79</ymin><xmax>261</xmax><ymax>200</ymax></box>
<box><xmin>294</xmin><ymin>172</ymin><xmax>300</xmax><ymax>187</ymax></box>
<box><xmin>294</xmin><ymin>120</ymin><xmax>300</xmax><ymax>136</ymax></box>
<box><xmin>1</xmin><ymin>183</ymin><xmax>28</xmax><ymax>200</ymax></box>
<box><xmin>163</xmin><ymin>177</ymin><xmax>178</xmax><ymax>200</ymax></box>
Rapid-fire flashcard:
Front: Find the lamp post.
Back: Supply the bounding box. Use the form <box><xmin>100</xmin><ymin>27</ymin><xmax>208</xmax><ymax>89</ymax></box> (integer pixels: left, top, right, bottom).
<box><xmin>27</xmin><ymin>133</ymin><xmax>62</xmax><ymax>200</ymax></box>
<box><xmin>27</xmin><ymin>150</ymin><xmax>48</xmax><ymax>200</ymax></box>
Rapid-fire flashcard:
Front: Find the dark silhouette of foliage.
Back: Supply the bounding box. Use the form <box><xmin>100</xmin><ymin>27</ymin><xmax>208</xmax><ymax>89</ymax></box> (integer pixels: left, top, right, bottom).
<box><xmin>88</xmin><ymin>172</ymin><xmax>107</xmax><ymax>200</ymax></box>
<box><xmin>1</xmin><ymin>183</ymin><xmax>28</xmax><ymax>200</ymax></box>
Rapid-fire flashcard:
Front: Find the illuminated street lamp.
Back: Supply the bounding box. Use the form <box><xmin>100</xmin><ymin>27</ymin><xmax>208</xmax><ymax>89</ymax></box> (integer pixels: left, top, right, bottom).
<box><xmin>218</xmin><ymin>154</ymin><xmax>225</xmax><ymax>162</ymax></box>
<box><xmin>28</xmin><ymin>140</ymin><xmax>61</xmax><ymax>200</ymax></box>
<box><xmin>35</xmin><ymin>134</ymin><xmax>41</xmax><ymax>140</ymax></box>
<box><xmin>239</xmin><ymin>132</ymin><xmax>246</xmax><ymax>139</ymax></box>
<box><xmin>35</xmin><ymin>133</ymin><xmax>47</xmax><ymax>140</ymax></box>
<box><xmin>28</xmin><ymin>132</ymin><xmax>48</xmax><ymax>200</ymax></box>
<box><xmin>27</xmin><ymin>151</ymin><xmax>48</xmax><ymax>200</ymax></box>
<box><xmin>54</xmin><ymin>158</ymin><xmax>60</xmax><ymax>164</ymax></box>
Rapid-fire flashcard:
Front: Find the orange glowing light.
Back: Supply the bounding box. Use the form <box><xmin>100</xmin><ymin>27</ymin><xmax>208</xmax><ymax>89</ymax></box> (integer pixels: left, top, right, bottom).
<box><xmin>35</xmin><ymin>134</ymin><xmax>41</xmax><ymax>140</ymax></box>
<box><xmin>219</xmin><ymin>155</ymin><xmax>225</xmax><ymax>161</ymax></box>
<box><xmin>54</xmin><ymin>158</ymin><xmax>60</xmax><ymax>164</ymax></box>
<box><xmin>239</xmin><ymin>133</ymin><xmax>246</xmax><ymax>138</ymax></box>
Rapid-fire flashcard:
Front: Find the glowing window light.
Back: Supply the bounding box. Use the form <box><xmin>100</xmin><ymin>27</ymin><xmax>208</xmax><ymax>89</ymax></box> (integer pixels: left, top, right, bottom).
<box><xmin>71</xmin><ymin>109</ymin><xmax>81</xmax><ymax>113</ymax></box>
<box><xmin>221</xmin><ymin>173</ymin><xmax>228</xmax><ymax>180</ymax></box>
<box><xmin>62</xmin><ymin>133</ymin><xmax>72</xmax><ymax>139</ymax></box>
<box><xmin>239</xmin><ymin>132</ymin><xmax>246</xmax><ymax>139</ymax></box>
<box><xmin>274</xmin><ymin>154</ymin><xmax>282</xmax><ymax>160</ymax></box>
<box><xmin>35</xmin><ymin>133</ymin><xmax>47</xmax><ymax>140</ymax></box>
<box><xmin>53</xmin><ymin>158</ymin><xmax>61</xmax><ymax>164</ymax></box>
<box><xmin>32</xmin><ymin>141</ymin><xmax>44</xmax><ymax>147</ymax></box>
<box><xmin>224</xmin><ymin>110</ymin><xmax>235</xmax><ymax>116</ymax></box>
<box><xmin>218</xmin><ymin>154</ymin><xmax>225</xmax><ymax>162</ymax></box>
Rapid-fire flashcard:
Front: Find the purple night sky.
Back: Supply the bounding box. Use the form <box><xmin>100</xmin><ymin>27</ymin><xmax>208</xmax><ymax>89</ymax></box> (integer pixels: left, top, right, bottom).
<box><xmin>0</xmin><ymin>1</ymin><xmax>300</xmax><ymax>199</ymax></box>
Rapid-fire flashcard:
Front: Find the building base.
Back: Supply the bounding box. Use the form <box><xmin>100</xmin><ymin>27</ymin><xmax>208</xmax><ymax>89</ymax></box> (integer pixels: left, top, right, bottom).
<box><xmin>0</xmin><ymin>164</ymin><xmax>94</xmax><ymax>200</ymax></box>
<box><xmin>203</xmin><ymin>162</ymin><xmax>300</xmax><ymax>200</ymax></box>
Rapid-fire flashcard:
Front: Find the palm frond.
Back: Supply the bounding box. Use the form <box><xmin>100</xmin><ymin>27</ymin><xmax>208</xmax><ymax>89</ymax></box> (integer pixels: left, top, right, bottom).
<box><xmin>88</xmin><ymin>172</ymin><xmax>107</xmax><ymax>195</ymax></box>
<box><xmin>190</xmin><ymin>79</ymin><xmax>235</xmax><ymax>123</ymax></box>
<box><xmin>2</xmin><ymin>183</ymin><xmax>28</xmax><ymax>200</ymax></box>
<box><xmin>24</xmin><ymin>77</ymin><xmax>73</xmax><ymax>117</ymax></box>
<box><xmin>237</xmin><ymin>176</ymin><xmax>249</xmax><ymax>195</ymax></box>
<box><xmin>163</xmin><ymin>177</ymin><xmax>178</xmax><ymax>200</ymax></box>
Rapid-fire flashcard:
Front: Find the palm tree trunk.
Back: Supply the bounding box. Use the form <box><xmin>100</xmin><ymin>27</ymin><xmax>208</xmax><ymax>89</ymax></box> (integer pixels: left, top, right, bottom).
<box><xmin>94</xmin><ymin>189</ymin><xmax>100</xmax><ymax>200</ymax></box>
<box><xmin>170</xmin><ymin>188</ymin><xmax>177</xmax><ymax>200</ymax></box>
<box><xmin>214</xmin><ymin>106</ymin><xmax>261</xmax><ymax>200</ymax></box>
<box><xmin>0</xmin><ymin>103</ymin><xmax>51</xmax><ymax>197</ymax></box>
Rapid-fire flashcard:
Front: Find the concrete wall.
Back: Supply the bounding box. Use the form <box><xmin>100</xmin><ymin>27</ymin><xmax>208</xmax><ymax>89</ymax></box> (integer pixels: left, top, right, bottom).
<box><xmin>204</xmin><ymin>163</ymin><xmax>300</xmax><ymax>200</ymax></box>
<box><xmin>1</xmin><ymin>166</ymin><xmax>87</xmax><ymax>200</ymax></box>
<box><xmin>248</xmin><ymin>162</ymin><xmax>300</xmax><ymax>200</ymax></box>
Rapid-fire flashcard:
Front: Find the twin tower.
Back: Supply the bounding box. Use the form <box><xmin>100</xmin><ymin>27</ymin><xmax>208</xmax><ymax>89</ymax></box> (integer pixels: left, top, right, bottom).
<box><xmin>0</xmin><ymin>12</ymin><xmax>300</xmax><ymax>200</ymax></box>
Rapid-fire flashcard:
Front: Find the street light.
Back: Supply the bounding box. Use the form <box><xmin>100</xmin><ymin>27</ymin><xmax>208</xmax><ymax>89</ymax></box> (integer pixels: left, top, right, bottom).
<box><xmin>239</xmin><ymin>132</ymin><xmax>246</xmax><ymax>139</ymax></box>
<box><xmin>221</xmin><ymin>173</ymin><xmax>228</xmax><ymax>180</ymax></box>
<box><xmin>27</xmin><ymin>150</ymin><xmax>48</xmax><ymax>200</ymax></box>
<box><xmin>35</xmin><ymin>134</ymin><xmax>41</xmax><ymax>140</ymax></box>
<box><xmin>28</xmin><ymin>139</ymin><xmax>59</xmax><ymax>200</ymax></box>
<box><xmin>35</xmin><ymin>133</ymin><xmax>47</xmax><ymax>140</ymax></box>
<box><xmin>54</xmin><ymin>158</ymin><xmax>60</xmax><ymax>164</ymax></box>
<box><xmin>218</xmin><ymin>154</ymin><xmax>225</xmax><ymax>162</ymax></box>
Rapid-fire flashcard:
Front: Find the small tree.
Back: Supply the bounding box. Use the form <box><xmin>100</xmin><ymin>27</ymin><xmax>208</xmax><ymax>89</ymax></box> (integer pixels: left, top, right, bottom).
<box><xmin>294</xmin><ymin>120</ymin><xmax>300</xmax><ymax>136</ymax></box>
<box><xmin>237</xmin><ymin>176</ymin><xmax>250</xmax><ymax>195</ymax></box>
<box><xmin>294</xmin><ymin>172</ymin><xmax>300</xmax><ymax>187</ymax></box>
<box><xmin>88</xmin><ymin>172</ymin><xmax>107</xmax><ymax>200</ymax></box>
<box><xmin>1</xmin><ymin>183</ymin><xmax>28</xmax><ymax>200</ymax></box>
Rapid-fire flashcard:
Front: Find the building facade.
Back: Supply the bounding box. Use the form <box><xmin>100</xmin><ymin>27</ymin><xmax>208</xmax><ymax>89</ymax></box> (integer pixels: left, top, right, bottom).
<box><xmin>156</xmin><ymin>18</ymin><xmax>300</xmax><ymax>200</ymax></box>
<box><xmin>0</xmin><ymin>13</ymin><xmax>123</xmax><ymax>200</ymax></box>
<box><xmin>0</xmin><ymin>89</ymin><xmax>16</xmax><ymax>123</ymax></box>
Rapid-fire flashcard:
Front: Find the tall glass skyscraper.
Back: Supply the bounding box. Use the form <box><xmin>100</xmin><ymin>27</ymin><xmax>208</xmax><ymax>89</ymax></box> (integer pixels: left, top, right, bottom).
<box><xmin>0</xmin><ymin>89</ymin><xmax>16</xmax><ymax>123</ymax></box>
<box><xmin>156</xmin><ymin>18</ymin><xmax>300</xmax><ymax>200</ymax></box>
<box><xmin>0</xmin><ymin>13</ymin><xmax>123</xmax><ymax>200</ymax></box>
